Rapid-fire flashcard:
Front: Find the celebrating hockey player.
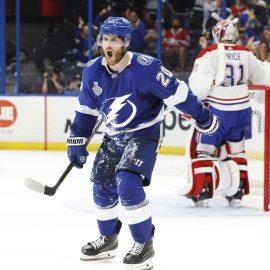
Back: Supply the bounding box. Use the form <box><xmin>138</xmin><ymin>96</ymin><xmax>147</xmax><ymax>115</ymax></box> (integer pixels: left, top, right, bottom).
<box><xmin>67</xmin><ymin>17</ymin><xmax>219</xmax><ymax>270</ymax></box>
<box><xmin>181</xmin><ymin>19</ymin><xmax>266</xmax><ymax>208</ymax></box>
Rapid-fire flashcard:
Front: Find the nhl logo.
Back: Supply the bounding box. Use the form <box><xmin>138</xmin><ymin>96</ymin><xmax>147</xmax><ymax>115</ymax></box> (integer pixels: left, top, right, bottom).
<box><xmin>92</xmin><ymin>82</ymin><xmax>103</xmax><ymax>96</ymax></box>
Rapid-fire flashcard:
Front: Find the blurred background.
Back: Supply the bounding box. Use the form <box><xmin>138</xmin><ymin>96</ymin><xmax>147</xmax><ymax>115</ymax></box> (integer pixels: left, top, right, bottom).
<box><xmin>1</xmin><ymin>0</ymin><xmax>270</xmax><ymax>95</ymax></box>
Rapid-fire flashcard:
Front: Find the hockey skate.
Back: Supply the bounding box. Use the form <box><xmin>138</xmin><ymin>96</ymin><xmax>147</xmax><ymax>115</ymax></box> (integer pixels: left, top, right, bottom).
<box><xmin>226</xmin><ymin>180</ymin><xmax>245</xmax><ymax>208</ymax></box>
<box><xmin>80</xmin><ymin>220</ymin><xmax>122</xmax><ymax>261</ymax></box>
<box><xmin>123</xmin><ymin>226</ymin><xmax>155</xmax><ymax>270</ymax></box>
<box><xmin>191</xmin><ymin>183</ymin><xmax>210</xmax><ymax>208</ymax></box>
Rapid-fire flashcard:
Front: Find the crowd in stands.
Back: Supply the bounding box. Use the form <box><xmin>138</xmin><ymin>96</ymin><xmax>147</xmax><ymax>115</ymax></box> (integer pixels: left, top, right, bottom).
<box><xmin>6</xmin><ymin>0</ymin><xmax>270</xmax><ymax>94</ymax></box>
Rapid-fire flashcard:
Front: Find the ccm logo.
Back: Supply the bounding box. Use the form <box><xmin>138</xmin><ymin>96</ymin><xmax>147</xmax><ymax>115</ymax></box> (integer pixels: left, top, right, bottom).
<box><xmin>0</xmin><ymin>100</ymin><xmax>18</xmax><ymax>127</ymax></box>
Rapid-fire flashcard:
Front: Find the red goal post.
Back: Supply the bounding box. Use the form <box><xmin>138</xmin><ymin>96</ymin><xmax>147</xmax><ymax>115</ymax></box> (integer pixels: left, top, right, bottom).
<box><xmin>248</xmin><ymin>85</ymin><xmax>270</xmax><ymax>211</ymax></box>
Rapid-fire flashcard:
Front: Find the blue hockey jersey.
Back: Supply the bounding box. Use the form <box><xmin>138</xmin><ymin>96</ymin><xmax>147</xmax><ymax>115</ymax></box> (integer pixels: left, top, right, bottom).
<box><xmin>71</xmin><ymin>52</ymin><xmax>209</xmax><ymax>139</ymax></box>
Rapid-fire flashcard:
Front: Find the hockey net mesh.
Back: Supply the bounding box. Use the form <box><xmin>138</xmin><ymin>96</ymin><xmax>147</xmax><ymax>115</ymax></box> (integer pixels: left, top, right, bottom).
<box><xmin>247</xmin><ymin>85</ymin><xmax>270</xmax><ymax>211</ymax></box>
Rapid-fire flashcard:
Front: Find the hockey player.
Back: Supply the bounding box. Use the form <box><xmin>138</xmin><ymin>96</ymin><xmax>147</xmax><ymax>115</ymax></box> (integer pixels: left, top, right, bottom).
<box><xmin>182</xmin><ymin>19</ymin><xmax>266</xmax><ymax>208</ymax></box>
<box><xmin>67</xmin><ymin>17</ymin><xmax>219</xmax><ymax>270</ymax></box>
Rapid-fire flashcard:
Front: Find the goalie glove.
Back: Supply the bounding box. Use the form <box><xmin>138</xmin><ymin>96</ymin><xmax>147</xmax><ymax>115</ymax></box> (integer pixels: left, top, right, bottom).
<box><xmin>67</xmin><ymin>135</ymin><xmax>89</xmax><ymax>169</ymax></box>
<box><xmin>195</xmin><ymin>111</ymin><xmax>220</xmax><ymax>135</ymax></box>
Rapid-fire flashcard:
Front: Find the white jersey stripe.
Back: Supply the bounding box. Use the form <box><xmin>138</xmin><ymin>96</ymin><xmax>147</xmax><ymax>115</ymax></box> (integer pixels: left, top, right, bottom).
<box><xmin>124</xmin><ymin>202</ymin><xmax>151</xmax><ymax>225</ymax></box>
<box><xmin>75</xmin><ymin>103</ymin><xmax>99</xmax><ymax>116</ymax></box>
<box><xmin>164</xmin><ymin>79</ymin><xmax>189</xmax><ymax>107</ymax></box>
<box><xmin>95</xmin><ymin>203</ymin><xmax>119</xmax><ymax>221</ymax></box>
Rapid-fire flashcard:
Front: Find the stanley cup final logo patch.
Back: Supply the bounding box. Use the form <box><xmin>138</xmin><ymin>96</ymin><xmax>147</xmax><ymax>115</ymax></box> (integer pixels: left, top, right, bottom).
<box><xmin>92</xmin><ymin>82</ymin><xmax>103</xmax><ymax>96</ymax></box>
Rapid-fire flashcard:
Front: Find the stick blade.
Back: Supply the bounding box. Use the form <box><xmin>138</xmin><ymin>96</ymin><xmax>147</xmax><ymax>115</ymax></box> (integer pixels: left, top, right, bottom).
<box><xmin>24</xmin><ymin>178</ymin><xmax>45</xmax><ymax>194</ymax></box>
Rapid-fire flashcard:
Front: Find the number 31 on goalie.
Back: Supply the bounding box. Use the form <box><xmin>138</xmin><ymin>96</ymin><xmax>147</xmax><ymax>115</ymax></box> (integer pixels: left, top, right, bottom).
<box><xmin>223</xmin><ymin>63</ymin><xmax>244</xmax><ymax>86</ymax></box>
<box><xmin>156</xmin><ymin>66</ymin><xmax>173</xmax><ymax>87</ymax></box>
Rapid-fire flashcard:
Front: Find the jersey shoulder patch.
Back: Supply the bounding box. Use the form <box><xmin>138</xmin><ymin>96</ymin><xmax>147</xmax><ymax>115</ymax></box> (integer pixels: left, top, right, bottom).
<box><xmin>137</xmin><ymin>54</ymin><xmax>154</xmax><ymax>66</ymax></box>
<box><xmin>85</xmin><ymin>57</ymin><xmax>101</xmax><ymax>67</ymax></box>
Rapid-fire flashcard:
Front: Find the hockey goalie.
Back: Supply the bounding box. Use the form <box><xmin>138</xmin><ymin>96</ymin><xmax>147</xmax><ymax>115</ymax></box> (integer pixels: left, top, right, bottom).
<box><xmin>179</xmin><ymin>19</ymin><xmax>267</xmax><ymax>208</ymax></box>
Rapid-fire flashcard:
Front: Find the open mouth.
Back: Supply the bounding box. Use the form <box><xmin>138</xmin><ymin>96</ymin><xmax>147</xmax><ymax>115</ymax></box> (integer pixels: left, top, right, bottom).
<box><xmin>107</xmin><ymin>50</ymin><xmax>113</xmax><ymax>59</ymax></box>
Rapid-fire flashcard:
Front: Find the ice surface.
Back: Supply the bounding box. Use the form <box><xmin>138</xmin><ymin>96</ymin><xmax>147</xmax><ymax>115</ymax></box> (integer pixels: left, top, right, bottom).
<box><xmin>0</xmin><ymin>150</ymin><xmax>270</xmax><ymax>270</ymax></box>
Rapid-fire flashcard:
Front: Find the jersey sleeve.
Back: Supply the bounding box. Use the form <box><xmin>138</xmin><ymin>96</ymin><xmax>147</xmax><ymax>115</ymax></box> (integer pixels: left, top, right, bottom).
<box><xmin>139</xmin><ymin>59</ymin><xmax>210</xmax><ymax>122</ymax></box>
<box><xmin>77</xmin><ymin>67</ymin><xmax>99</xmax><ymax>116</ymax></box>
<box><xmin>248</xmin><ymin>53</ymin><xmax>268</xmax><ymax>85</ymax></box>
<box><xmin>188</xmin><ymin>51</ymin><xmax>215</xmax><ymax>100</ymax></box>
<box><xmin>140</xmin><ymin>60</ymin><xmax>190</xmax><ymax>107</ymax></box>
<box><xmin>70</xmin><ymin>66</ymin><xmax>99</xmax><ymax>138</ymax></box>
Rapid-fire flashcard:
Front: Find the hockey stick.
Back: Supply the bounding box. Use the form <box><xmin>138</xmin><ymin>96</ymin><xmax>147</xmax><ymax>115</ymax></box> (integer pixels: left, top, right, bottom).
<box><xmin>24</xmin><ymin>116</ymin><xmax>103</xmax><ymax>196</ymax></box>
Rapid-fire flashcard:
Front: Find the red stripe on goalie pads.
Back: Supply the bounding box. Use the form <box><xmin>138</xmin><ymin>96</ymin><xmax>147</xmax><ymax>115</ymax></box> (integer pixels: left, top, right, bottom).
<box><xmin>186</xmin><ymin>127</ymin><xmax>197</xmax><ymax>159</ymax></box>
<box><xmin>231</xmin><ymin>157</ymin><xmax>249</xmax><ymax>195</ymax></box>
<box><xmin>179</xmin><ymin>159</ymin><xmax>220</xmax><ymax>197</ymax></box>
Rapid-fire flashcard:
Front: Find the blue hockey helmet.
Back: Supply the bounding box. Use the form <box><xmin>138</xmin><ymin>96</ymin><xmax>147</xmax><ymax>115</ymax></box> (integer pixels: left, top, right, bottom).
<box><xmin>97</xmin><ymin>17</ymin><xmax>133</xmax><ymax>46</ymax></box>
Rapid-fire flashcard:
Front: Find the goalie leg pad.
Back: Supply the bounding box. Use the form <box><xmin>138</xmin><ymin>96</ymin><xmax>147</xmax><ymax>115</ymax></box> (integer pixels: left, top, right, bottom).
<box><xmin>179</xmin><ymin>159</ymin><xmax>220</xmax><ymax>197</ymax></box>
<box><xmin>220</xmin><ymin>157</ymin><xmax>249</xmax><ymax>197</ymax></box>
<box><xmin>232</xmin><ymin>157</ymin><xmax>249</xmax><ymax>195</ymax></box>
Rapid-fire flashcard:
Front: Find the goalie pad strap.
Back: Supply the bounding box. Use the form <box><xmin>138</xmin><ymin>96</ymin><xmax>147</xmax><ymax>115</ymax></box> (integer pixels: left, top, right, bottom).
<box><xmin>179</xmin><ymin>159</ymin><xmax>219</xmax><ymax>197</ymax></box>
<box><xmin>220</xmin><ymin>157</ymin><xmax>249</xmax><ymax>197</ymax></box>
<box><xmin>233</xmin><ymin>157</ymin><xmax>249</xmax><ymax>195</ymax></box>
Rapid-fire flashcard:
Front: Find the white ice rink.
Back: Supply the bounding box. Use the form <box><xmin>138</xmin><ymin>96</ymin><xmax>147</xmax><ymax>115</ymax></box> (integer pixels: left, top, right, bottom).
<box><xmin>1</xmin><ymin>150</ymin><xmax>270</xmax><ymax>270</ymax></box>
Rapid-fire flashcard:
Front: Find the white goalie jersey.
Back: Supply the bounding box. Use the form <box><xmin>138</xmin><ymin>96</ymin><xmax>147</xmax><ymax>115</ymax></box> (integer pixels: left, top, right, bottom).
<box><xmin>189</xmin><ymin>43</ymin><xmax>266</xmax><ymax>111</ymax></box>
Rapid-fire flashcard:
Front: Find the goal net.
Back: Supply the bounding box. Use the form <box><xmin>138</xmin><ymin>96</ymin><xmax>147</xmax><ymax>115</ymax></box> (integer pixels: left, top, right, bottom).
<box><xmin>247</xmin><ymin>85</ymin><xmax>270</xmax><ymax>211</ymax></box>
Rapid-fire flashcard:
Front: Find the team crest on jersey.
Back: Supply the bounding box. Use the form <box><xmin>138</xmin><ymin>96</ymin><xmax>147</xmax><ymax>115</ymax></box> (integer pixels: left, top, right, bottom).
<box><xmin>103</xmin><ymin>94</ymin><xmax>137</xmax><ymax>128</ymax></box>
<box><xmin>137</xmin><ymin>55</ymin><xmax>153</xmax><ymax>65</ymax></box>
<box><xmin>92</xmin><ymin>82</ymin><xmax>103</xmax><ymax>96</ymax></box>
<box><xmin>86</xmin><ymin>58</ymin><xmax>98</xmax><ymax>67</ymax></box>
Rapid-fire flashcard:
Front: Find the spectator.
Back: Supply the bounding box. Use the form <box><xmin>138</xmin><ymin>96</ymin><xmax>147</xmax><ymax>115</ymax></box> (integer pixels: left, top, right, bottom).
<box><xmin>205</xmin><ymin>0</ymin><xmax>232</xmax><ymax>33</ymax></box>
<box><xmin>245</xmin><ymin>36</ymin><xmax>258</xmax><ymax>54</ymax></box>
<box><xmin>256</xmin><ymin>41</ymin><xmax>270</xmax><ymax>62</ymax></box>
<box><xmin>193</xmin><ymin>35</ymin><xmax>210</xmax><ymax>61</ymax></box>
<box><xmin>144</xmin><ymin>20</ymin><xmax>159</xmax><ymax>56</ymax></box>
<box><xmin>41</xmin><ymin>66</ymin><xmax>65</xmax><ymax>94</ymax></box>
<box><xmin>68</xmin><ymin>74</ymin><xmax>82</xmax><ymax>91</ymax></box>
<box><xmin>238</xmin><ymin>3</ymin><xmax>264</xmax><ymax>41</ymax></box>
<box><xmin>231</xmin><ymin>0</ymin><xmax>248</xmax><ymax>18</ymax></box>
<box><xmin>261</xmin><ymin>25</ymin><xmax>270</xmax><ymax>44</ymax></box>
<box><xmin>236</xmin><ymin>28</ymin><xmax>249</xmax><ymax>45</ymax></box>
<box><xmin>254</xmin><ymin>0</ymin><xmax>269</xmax><ymax>26</ymax></box>
<box><xmin>143</xmin><ymin>11</ymin><xmax>155</xmax><ymax>31</ymax></box>
<box><xmin>168</xmin><ymin>0</ymin><xmax>194</xmax><ymax>29</ymax></box>
<box><xmin>163</xmin><ymin>18</ymin><xmax>190</xmax><ymax>71</ymax></box>
<box><xmin>145</xmin><ymin>0</ymin><xmax>158</xmax><ymax>15</ymax></box>
<box><xmin>203</xmin><ymin>0</ymin><xmax>216</xmax><ymax>33</ymax></box>
<box><xmin>128</xmin><ymin>10</ymin><xmax>146</xmax><ymax>53</ymax></box>
<box><xmin>94</xmin><ymin>4</ymin><xmax>112</xmax><ymax>28</ymax></box>
<box><xmin>75</xmin><ymin>20</ymin><xmax>90</xmax><ymax>67</ymax></box>
<box><xmin>193</xmin><ymin>0</ymin><xmax>205</xmax><ymax>37</ymax></box>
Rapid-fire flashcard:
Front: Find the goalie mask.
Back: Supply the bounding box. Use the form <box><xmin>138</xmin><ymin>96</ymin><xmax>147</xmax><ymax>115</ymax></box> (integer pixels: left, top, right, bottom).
<box><xmin>97</xmin><ymin>17</ymin><xmax>133</xmax><ymax>47</ymax></box>
<box><xmin>212</xmin><ymin>19</ymin><xmax>238</xmax><ymax>44</ymax></box>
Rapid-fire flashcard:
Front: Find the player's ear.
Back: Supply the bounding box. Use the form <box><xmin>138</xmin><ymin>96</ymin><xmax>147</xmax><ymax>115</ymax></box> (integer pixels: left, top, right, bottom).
<box><xmin>126</xmin><ymin>40</ymin><xmax>130</xmax><ymax>47</ymax></box>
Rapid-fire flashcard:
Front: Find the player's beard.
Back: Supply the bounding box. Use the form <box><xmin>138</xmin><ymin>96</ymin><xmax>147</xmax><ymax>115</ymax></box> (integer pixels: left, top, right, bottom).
<box><xmin>102</xmin><ymin>46</ymin><xmax>128</xmax><ymax>66</ymax></box>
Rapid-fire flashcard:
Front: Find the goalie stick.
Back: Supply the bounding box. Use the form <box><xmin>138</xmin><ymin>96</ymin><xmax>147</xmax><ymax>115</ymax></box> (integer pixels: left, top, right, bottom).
<box><xmin>24</xmin><ymin>116</ymin><xmax>103</xmax><ymax>196</ymax></box>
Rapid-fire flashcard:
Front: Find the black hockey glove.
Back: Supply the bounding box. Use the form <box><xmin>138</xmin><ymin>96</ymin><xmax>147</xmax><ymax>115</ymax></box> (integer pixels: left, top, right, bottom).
<box><xmin>195</xmin><ymin>110</ymin><xmax>220</xmax><ymax>135</ymax></box>
<box><xmin>67</xmin><ymin>135</ymin><xmax>89</xmax><ymax>168</ymax></box>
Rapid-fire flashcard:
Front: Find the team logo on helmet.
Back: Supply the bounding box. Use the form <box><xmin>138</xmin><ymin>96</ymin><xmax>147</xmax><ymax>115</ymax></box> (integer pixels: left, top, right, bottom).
<box><xmin>137</xmin><ymin>55</ymin><xmax>153</xmax><ymax>66</ymax></box>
